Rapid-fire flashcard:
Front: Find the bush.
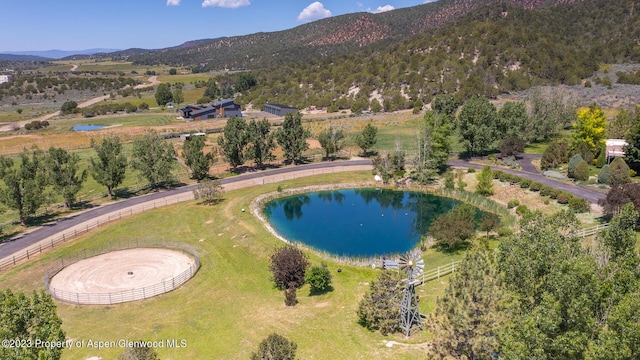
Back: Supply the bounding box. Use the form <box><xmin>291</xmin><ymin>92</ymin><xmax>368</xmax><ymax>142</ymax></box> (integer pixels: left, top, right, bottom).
<box><xmin>609</xmin><ymin>157</ymin><xmax>631</xmax><ymax>185</ymax></box>
<box><xmin>519</xmin><ymin>178</ymin><xmax>531</xmax><ymax>188</ymax></box>
<box><xmin>251</xmin><ymin>333</ymin><xmax>297</xmax><ymax>360</ymax></box>
<box><xmin>515</xmin><ymin>205</ymin><xmax>529</xmax><ymax>215</ymax></box>
<box><xmin>549</xmin><ymin>188</ymin><xmax>562</xmax><ymax>199</ymax></box>
<box><xmin>305</xmin><ymin>263</ymin><xmax>332</xmax><ymax>294</ymax></box>
<box><xmin>60</xmin><ymin>100</ymin><xmax>78</xmax><ymax>115</ymax></box>
<box><xmin>541</xmin><ymin>140</ymin><xmax>569</xmax><ymax>170</ymax></box>
<box><xmin>568</xmin><ymin>153</ymin><xmax>584</xmax><ymax>178</ymax></box>
<box><xmin>507</xmin><ymin>199</ymin><xmax>520</xmax><ymax>209</ymax></box>
<box><xmin>598</xmin><ymin>164</ymin><xmax>611</xmax><ymax>185</ymax></box>
<box><xmin>529</xmin><ymin>182</ymin><xmax>542</xmax><ymax>192</ymax></box>
<box><xmin>569</xmin><ymin>197</ymin><xmax>590</xmax><ymax>213</ymax></box>
<box><xmin>467</xmin><ymin>168</ymin><xmax>476</xmax><ymax>173</ymax></box>
<box><xmin>574</xmin><ymin>160</ymin><xmax>590</xmax><ymax>181</ymax></box>
<box><xmin>497</xmin><ymin>227</ymin><xmax>513</xmax><ymax>237</ymax></box>
<box><xmin>557</xmin><ymin>194</ymin><xmax>571</xmax><ymax>204</ymax></box>
<box><xmin>540</xmin><ymin>185</ymin><xmax>553</xmax><ymax>197</ymax></box>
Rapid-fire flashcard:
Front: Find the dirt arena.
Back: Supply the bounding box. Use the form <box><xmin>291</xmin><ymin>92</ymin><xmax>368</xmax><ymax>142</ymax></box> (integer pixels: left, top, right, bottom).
<box><xmin>49</xmin><ymin>248</ymin><xmax>196</xmax><ymax>297</ymax></box>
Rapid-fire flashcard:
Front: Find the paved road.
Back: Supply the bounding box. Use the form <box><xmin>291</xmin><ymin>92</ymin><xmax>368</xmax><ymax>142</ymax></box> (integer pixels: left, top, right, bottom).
<box><xmin>0</xmin><ymin>160</ymin><xmax>372</xmax><ymax>260</ymax></box>
<box><xmin>0</xmin><ymin>155</ymin><xmax>607</xmax><ymax>263</ymax></box>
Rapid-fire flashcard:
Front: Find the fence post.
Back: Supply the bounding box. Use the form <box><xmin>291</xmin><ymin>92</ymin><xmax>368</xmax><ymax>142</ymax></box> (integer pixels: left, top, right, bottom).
<box><xmin>452</xmin><ymin>262</ymin><xmax>455</xmax><ymax>273</ymax></box>
<box><xmin>26</xmin><ymin>249</ymin><xmax>29</xmax><ymax>259</ymax></box>
<box><xmin>437</xmin><ymin>266</ymin><xmax>440</xmax><ymax>279</ymax></box>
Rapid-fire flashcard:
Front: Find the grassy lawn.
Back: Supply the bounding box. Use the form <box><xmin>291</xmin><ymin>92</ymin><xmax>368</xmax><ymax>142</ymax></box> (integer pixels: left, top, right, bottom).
<box><xmin>0</xmin><ymin>172</ymin><xmax>471</xmax><ymax>359</ymax></box>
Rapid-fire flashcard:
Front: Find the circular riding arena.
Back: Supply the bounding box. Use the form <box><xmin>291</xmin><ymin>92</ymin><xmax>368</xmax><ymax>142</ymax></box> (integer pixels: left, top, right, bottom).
<box><xmin>44</xmin><ymin>240</ymin><xmax>199</xmax><ymax>305</ymax></box>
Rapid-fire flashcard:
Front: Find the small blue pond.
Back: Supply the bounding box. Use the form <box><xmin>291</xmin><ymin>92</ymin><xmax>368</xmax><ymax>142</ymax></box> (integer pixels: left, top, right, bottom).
<box><xmin>73</xmin><ymin>125</ymin><xmax>105</xmax><ymax>131</ymax></box>
<box><xmin>263</xmin><ymin>188</ymin><xmax>488</xmax><ymax>257</ymax></box>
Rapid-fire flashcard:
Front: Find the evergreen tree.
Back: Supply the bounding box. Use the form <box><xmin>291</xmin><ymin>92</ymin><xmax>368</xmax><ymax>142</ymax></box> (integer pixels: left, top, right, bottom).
<box><xmin>89</xmin><ymin>136</ymin><xmax>128</xmax><ymax>198</ymax></box>
<box><xmin>475</xmin><ymin>166</ymin><xmax>494</xmax><ymax>196</ymax></box>
<box><xmin>597</xmin><ymin>164</ymin><xmax>611</xmax><ymax>185</ymax></box>
<box><xmin>247</xmin><ymin>118</ymin><xmax>276</xmax><ymax>168</ymax></box>
<box><xmin>609</xmin><ymin>157</ymin><xmax>631</xmax><ymax>186</ymax></box>
<box><xmin>218</xmin><ymin>116</ymin><xmax>249</xmax><ymax>170</ymax></box>
<box><xmin>541</xmin><ymin>139</ymin><xmax>569</xmax><ymax>170</ymax></box>
<box><xmin>568</xmin><ymin>153</ymin><xmax>584</xmax><ymax>178</ymax></box>
<box><xmin>429</xmin><ymin>248</ymin><xmax>504</xmax><ymax>359</ymax></box>
<box><xmin>276</xmin><ymin>112</ymin><xmax>310</xmax><ymax>164</ymax></box>
<box><xmin>574</xmin><ymin>160</ymin><xmax>590</xmax><ymax>181</ymax></box>
<box><xmin>0</xmin><ymin>148</ymin><xmax>48</xmax><ymax>225</ymax></box>
<box><xmin>357</xmin><ymin>271</ymin><xmax>401</xmax><ymax>335</ymax></box>
<box><xmin>46</xmin><ymin>147</ymin><xmax>87</xmax><ymax>208</ymax></box>
<box><xmin>182</xmin><ymin>135</ymin><xmax>215</xmax><ymax>180</ymax></box>
<box><xmin>131</xmin><ymin>131</ymin><xmax>177</xmax><ymax>188</ymax></box>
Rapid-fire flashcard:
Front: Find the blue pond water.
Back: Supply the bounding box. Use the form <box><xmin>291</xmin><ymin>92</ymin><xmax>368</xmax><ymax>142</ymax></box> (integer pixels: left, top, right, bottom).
<box><xmin>263</xmin><ymin>188</ymin><xmax>483</xmax><ymax>257</ymax></box>
<box><xmin>73</xmin><ymin>125</ymin><xmax>105</xmax><ymax>131</ymax></box>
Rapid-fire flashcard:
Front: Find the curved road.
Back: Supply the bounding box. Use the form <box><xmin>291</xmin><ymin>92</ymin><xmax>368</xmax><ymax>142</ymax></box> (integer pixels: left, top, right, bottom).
<box><xmin>0</xmin><ymin>156</ymin><xmax>606</xmax><ymax>265</ymax></box>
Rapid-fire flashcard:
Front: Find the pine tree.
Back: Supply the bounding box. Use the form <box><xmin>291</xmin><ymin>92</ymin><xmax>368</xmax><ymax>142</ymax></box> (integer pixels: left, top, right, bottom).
<box><xmin>357</xmin><ymin>271</ymin><xmax>401</xmax><ymax>335</ymax></box>
<box><xmin>475</xmin><ymin>166</ymin><xmax>494</xmax><ymax>196</ymax></box>
<box><xmin>428</xmin><ymin>248</ymin><xmax>504</xmax><ymax>359</ymax></box>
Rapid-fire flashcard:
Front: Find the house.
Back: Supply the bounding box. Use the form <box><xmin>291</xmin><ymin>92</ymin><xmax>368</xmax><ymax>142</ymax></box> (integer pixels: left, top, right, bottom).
<box><xmin>179</xmin><ymin>99</ymin><xmax>242</xmax><ymax>121</ymax></box>
<box><xmin>263</xmin><ymin>103</ymin><xmax>298</xmax><ymax>117</ymax></box>
<box><xmin>605</xmin><ymin>139</ymin><xmax>628</xmax><ymax>161</ymax></box>
<box><xmin>0</xmin><ymin>75</ymin><xmax>12</xmax><ymax>84</ymax></box>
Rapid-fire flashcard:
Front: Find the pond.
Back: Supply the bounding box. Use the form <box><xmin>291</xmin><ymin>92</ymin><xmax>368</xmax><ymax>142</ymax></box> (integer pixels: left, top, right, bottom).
<box><xmin>73</xmin><ymin>125</ymin><xmax>105</xmax><ymax>131</ymax></box>
<box><xmin>263</xmin><ymin>188</ymin><xmax>487</xmax><ymax>258</ymax></box>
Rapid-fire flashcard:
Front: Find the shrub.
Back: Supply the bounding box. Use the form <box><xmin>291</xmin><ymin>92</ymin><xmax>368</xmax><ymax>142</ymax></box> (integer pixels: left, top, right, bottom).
<box><xmin>568</xmin><ymin>153</ymin><xmax>584</xmax><ymax>178</ymax></box>
<box><xmin>598</xmin><ymin>164</ymin><xmax>611</xmax><ymax>185</ymax></box>
<box><xmin>515</xmin><ymin>205</ymin><xmax>529</xmax><ymax>215</ymax></box>
<box><xmin>574</xmin><ymin>160</ymin><xmax>590</xmax><ymax>181</ymax></box>
<box><xmin>467</xmin><ymin>168</ymin><xmax>476</xmax><ymax>173</ymax></box>
<box><xmin>497</xmin><ymin>227</ymin><xmax>513</xmax><ymax>237</ymax></box>
<box><xmin>520</xmin><ymin>178</ymin><xmax>531</xmax><ymax>188</ymax></box>
<box><xmin>609</xmin><ymin>157</ymin><xmax>631</xmax><ymax>185</ymax></box>
<box><xmin>569</xmin><ymin>197</ymin><xmax>590</xmax><ymax>213</ymax></box>
<box><xmin>251</xmin><ymin>333</ymin><xmax>297</xmax><ymax>360</ymax></box>
<box><xmin>549</xmin><ymin>188</ymin><xmax>562</xmax><ymax>199</ymax></box>
<box><xmin>557</xmin><ymin>194</ymin><xmax>571</xmax><ymax>204</ymax></box>
<box><xmin>507</xmin><ymin>199</ymin><xmax>520</xmax><ymax>209</ymax></box>
<box><xmin>540</xmin><ymin>185</ymin><xmax>553</xmax><ymax>197</ymax></box>
<box><xmin>305</xmin><ymin>263</ymin><xmax>332</xmax><ymax>294</ymax></box>
<box><xmin>529</xmin><ymin>182</ymin><xmax>542</xmax><ymax>192</ymax></box>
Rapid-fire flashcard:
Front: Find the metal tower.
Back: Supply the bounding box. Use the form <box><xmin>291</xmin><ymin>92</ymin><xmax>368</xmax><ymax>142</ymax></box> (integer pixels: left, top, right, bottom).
<box><xmin>384</xmin><ymin>251</ymin><xmax>425</xmax><ymax>337</ymax></box>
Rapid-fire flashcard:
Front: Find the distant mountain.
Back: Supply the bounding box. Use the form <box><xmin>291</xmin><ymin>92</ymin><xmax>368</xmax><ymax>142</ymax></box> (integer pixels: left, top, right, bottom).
<box><xmin>0</xmin><ymin>48</ymin><xmax>122</xmax><ymax>60</ymax></box>
<box><xmin>0</xmin><ymin>54</ymin><xmax>52</xmax><ymax>61</ymax></box>
<box><xmin>127</xmin><ymin>0</ymin><xmax>582</xmax><ymax>70</ymax></box>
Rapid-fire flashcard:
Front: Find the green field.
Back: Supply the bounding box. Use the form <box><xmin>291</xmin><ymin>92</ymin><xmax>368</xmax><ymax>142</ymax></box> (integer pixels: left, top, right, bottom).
<box><xmin>0</xmin><ymin>172</ymin><xmax>467</xmax><ymax>359</ymax></box>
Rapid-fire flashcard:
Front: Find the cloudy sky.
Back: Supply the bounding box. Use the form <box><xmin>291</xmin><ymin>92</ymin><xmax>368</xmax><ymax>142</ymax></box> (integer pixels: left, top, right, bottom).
<box><xmin>0</xmin><ymin>0</ymin><xmax>438</xmax><ymax>52</ymax></box>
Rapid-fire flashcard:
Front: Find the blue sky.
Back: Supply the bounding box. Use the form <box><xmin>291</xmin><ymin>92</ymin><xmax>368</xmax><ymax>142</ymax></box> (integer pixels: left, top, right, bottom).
<box><xmin>0</xmin><ymin>0</ymin><xmax>438</xmax><ymax>52</ymax></box>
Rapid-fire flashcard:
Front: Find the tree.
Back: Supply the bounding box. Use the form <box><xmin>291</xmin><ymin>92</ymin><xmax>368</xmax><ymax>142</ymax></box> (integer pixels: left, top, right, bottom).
<box><xmin>354</xmin><ymin>123</ymin><xmax>377</xmax><ymax>156</ymax></box>
<box><xmin>218</xmin><ymin>116</ymin><xmax>248</xmax><ymax>170</ymax></box>
<box><xmin>269</xmin><ymin>245</ymin><xmax>310</xmax><ymax>306</ymax></box>
<box><xmin>203</xmin><ymin>78</ymin><xmax>219</xmax><ymax>99</ymax></box>
<box><xmin>497</xmin><ymin>136</ymin><xmax>525</xmax><ymax>157</ymax></box>
<box><xmin>498</xmin><ymin>101</ymin><xmax>530</xmax><ymax>141</ymax></box>
<box><xmin>599</xmin><ymin>183</ymin><xmax>640</xmax><ymax>218</ymax></box>
<box><xmin>0</xmin><ymin>148</ymin><xmax>48</xmax><ymax>226</ymax></box>
<box><xmin>587</xmin><ymin>292</ymin><xmax>640</xmax><ymax>360</ymax></box>
<box><xmin>429</xmin><ymin>204</ymin><xmax>476</xmax><ymax>251</ymax></box>
<box><xmin>304</xmin><ymin>262</ymin><xmax>332</xmax><ymax>294</ymax></box>
<box><xmin>317</xmin><ymin>126</ymin><xmax>345</xmax><ymax>159</ymax></box>
<box><xmin>60</xmin><ymin>100</ymin><xmax>78</xmax><ymax>115</ymax></box>
<box><xmin>568</xmin><ymin>153</ymin><xmax>584</xmax><ymax>179</ymax></box>
<box><xmin>131</xmin><ymin>131</ymin><xmax>177</xmax><ymax>189</ymax></box>
<box><xmin>475</xmin><ymin>166</ymin><xmax>494</xmax><ymax>196</ymax></box>
<box><xmin>119</xmin><ymin>344</ymin><xmax>159</xmax><ymax>360</ymax></box>
<box><xmin>372</xmin><ymin>148</ymin><xmax>405</xmax><ymax>184</ymax></box>
<box><xmin>443</xmin><ymin>169</ymin><xmax>455</xmax><ymax>189</ymax></box>
<box><xmin>357</xmin><ymin>270</ymin><xmax>401</xmax><ymax>335</ymax></box>
<box><xmin>432</xmin><ymin>94</ymin><xmax>460</xmax><ymax>118</ymax></box>
<box><xmin>235</xmin><ymin>72</ymin><xmax>257</xmax><ymax>92</ymax></box>
<box><xmin>479</xmin><ymin>214</ymin><xmax>500</xmax><ymax>237</ymax></box>
<box><xmin>154</xmin><ymin>83</ymin><xmax>173</xmax><ymax>106</ymax></box>
<box><xmin>598</xmin><ymin>164</ymin><xmax>611</xmax><ymax>185</ymax></box>
<box><xmin>247</xmin><ymin>119</ymin><xmax>276</xmax><ymax>168</ymax></box>
<box><xmin>609</xmin><ymin>157</ymin><xmax>631</xmax><ymax>186</ymax></box>
<box><xmin>526</xmin><ymin>88</ymin><xmax>577</xmax><ymax>142</ymax></box>
<box><xmin>183</xmin><ymin>135</ymin><xmax>215</xmax><ymax>180</ymax></box>
<box><xmin>412</xmin><ymin>110</ymin><xmax>452</xmax><ymax>183</ymax></box>
<box><xmin>193</xmin><ymin>179</ymin><xmax>224</xmax><ymax>204</ymax></box>
<box><xmin>168</xmin><ymin>68</ymin><xmax>177</xmax><ymax>75</ymax></box>
<box><xmin>607</xmin><ymin>108</ymin><xmax>634</xmax><ymax>139</ymax></box>
<box><xmin>370</xmin><ymin>98</ymin><xmax>382</xmax><ymax>113</ymax></box>
<box><xmin>572</xmin><ymin>103</ymin><xmax>607</xmax><ymax>156</ymax></box>
<box><xmin>276</xmin><ymin>112</ymin><xmax>310</xmax><ymax>164</ymax></box>
<box><xmin>624</xmin><ymin>121</ymin><xmax>640</xmax><ymax>173</ymax></box>
<box><xmin>46</xmin><ymin>147</ymin><xmax>87</xmax><ymax>208</ymax></box>
<box><xmin>458</xmin><ymin>96</ymin><xmax>499</xmax><ymax>156</ymax></box>
<box><xmin>574</xmin><ymin>159</ymin><xmax>590</xmax><ymax>181</ymax></box>
<box><xmin>541</xmin><ymin>139</ymin><xmax>569</xmax><ymax>170</ymax></box>
<box><xmin>89</xmin><ymin>136</ymin><xmax>128</xmax><ymax>198</ymax></box>
<box><xmin>172</xmin><ymin>88</ymin><xmax>184</xmax><ymax>108</ymax></box>
<box><xmin>428</xmin><ymin>249</ymin><xmax>504</xmax><ymax>359</ymax></box>
<box><xmin>251</xmin><ymin>333</ymin><xmax>297</xmax><ymax>360</ymax></box>
<box><xmin>0</xmin><ymin>290</ymin><xmax>65</xmax><ymax>360</ymax></box>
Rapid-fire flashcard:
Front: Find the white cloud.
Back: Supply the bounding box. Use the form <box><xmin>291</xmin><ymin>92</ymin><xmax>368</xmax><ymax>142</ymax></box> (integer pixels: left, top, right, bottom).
<box><xmin>201</xmin><ymin>0</ymin><xmax>250</xmax><ymax>8</ymax></box>
<box><xmin>166</xmin><ymin>0</ymin><xmax>180</xmax><ymax>5</ymax></box>
<box><xmin>373</xmin><ymin>5</ymin><xmax>395</xmax><ymax>13</ymax></box>
<box><xmin>297</xmin><ymin>2</ymin><xmax>332</xmax><ymax>21</ymax></box>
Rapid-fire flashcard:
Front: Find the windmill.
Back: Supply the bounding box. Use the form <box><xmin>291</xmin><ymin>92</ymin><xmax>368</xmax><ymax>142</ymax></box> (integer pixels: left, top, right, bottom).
<box><xmin>383</xmin><ymin>251</ymin><xmax>425</xmax><ymax>337</ymax></box>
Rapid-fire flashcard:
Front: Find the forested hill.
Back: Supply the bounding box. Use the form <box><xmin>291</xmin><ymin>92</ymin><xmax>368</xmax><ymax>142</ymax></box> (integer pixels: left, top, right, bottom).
<box><xmin>126</xmin><ymin>0</ymin><xmax>583</xmax><ymax>70</ymax></box>
<box><xmin>230</xmin><ymin>0</ymin><xmax>638</xmax><ymax>110</ymax></box>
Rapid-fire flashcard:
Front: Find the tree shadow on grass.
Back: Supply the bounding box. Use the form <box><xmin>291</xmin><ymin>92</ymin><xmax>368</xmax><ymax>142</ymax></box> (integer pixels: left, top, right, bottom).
<box><xmin>308</xmin><ymin>285</ymin><xmax>334</xmax><ymax>297</ymax></box>
<box><xmin>432</xmin><ymin>241</ymin><xmax>473</xmax><ymax>254</ymax></box>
